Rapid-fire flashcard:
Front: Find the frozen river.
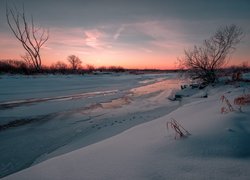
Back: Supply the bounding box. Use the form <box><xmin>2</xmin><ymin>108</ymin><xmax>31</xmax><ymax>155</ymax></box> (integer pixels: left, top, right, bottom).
<box><xmin>0</xmin><ymin>73</ymin><xmax>182</xmax><ymax>178</ymax></box>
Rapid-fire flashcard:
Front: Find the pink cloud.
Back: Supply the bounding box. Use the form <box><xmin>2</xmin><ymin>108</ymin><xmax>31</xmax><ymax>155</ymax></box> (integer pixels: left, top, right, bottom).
<box><xmin>113</xmin><ymin>25</ymin><xmax>126</xmax><ymax>40</ymax></box>
<box><xmin>83</xmin><ymin>29</ymin><xmax>106</xmax><ymax>49</ymax></box>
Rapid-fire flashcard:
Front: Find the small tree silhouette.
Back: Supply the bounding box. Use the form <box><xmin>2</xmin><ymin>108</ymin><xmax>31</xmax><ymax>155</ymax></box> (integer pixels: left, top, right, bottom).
<box><xmin>67</xmin><ymin>55</ymin><xmax>82</xmax><ymax>70</ymax></box>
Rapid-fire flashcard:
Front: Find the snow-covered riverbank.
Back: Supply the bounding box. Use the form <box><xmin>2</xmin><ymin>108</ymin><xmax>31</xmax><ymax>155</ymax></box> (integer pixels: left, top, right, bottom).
<box><xmin>3</xmin><ymin>76</ymin><xmax>250</xmax><ymax>180</ymax></box>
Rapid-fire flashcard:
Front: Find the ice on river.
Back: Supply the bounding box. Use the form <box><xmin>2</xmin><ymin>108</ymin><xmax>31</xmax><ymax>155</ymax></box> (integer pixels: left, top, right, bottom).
<box><xmin>0</xmin><ymin>73</ymin><xmax>181</xmax><ymax>178</ymax></box>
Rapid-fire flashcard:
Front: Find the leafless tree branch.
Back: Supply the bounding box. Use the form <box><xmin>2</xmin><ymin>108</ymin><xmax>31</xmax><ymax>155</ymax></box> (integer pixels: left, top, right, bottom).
<box><xmin>6</xmin><ymin>3</ymin><xmax>49</xmax><ymax>71</ymax></box>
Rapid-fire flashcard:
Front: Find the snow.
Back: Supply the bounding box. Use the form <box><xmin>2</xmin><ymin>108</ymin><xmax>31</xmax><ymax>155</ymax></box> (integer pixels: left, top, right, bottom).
<box><xmin>2</xmin><ymin>75</ymin><xmax>250</xmax><ymax>180</ymax></box>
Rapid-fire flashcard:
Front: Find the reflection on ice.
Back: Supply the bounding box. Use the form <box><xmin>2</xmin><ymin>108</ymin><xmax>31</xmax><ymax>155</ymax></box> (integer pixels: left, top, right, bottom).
<box><xmin>131</xmin><ymin>79</ymin><xmax>180</xmax><ymax>97</ymax></box>
<box><xmin>100</xmin><ymin>97</ymin><xmax>132</xmax><ymax>109</ymax></box>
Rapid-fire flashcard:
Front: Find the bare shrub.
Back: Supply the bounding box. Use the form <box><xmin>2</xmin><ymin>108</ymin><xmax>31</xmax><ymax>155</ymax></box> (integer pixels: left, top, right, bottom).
<box><xmin>179</xmin><ymin>25</ymin><xmax>243</xmax><ymax>84</ymax></box>
<box><xmin>86</xmin><ymin>64</ymin><xmax>95</xmax><ymax>73</ymax></box>
<box><xmin>97</xmin><ymin>66</ymin><xmax>107</xmax><ymax>72</ymax></box>
<box><xmin>21</xmin><ymin>52</ymin><xmax>34</xmax><ymax>68</ymax></box>
<box><xmin>0</xmin><ymin>59</ymin><xmax>29</xmax><ymax>74</ymax></box>
<box><xmin>234</xmin><ymin>94</ymin><xmax>250</xmax><ymax>112</ymax></box>
<box><xmin>50</xmin><ymin>61</ymin><xmax>68</xmax><ymax>74</ymax></box>
<box><xmin>234</xmin><ymin>94</ymin><xmax>250</xmax><ymax>106</ymax></box>
<box><xmin>108</xmin><ymin>66</ymin><xmax>125</xmax><ymax>73</ymax></box>
<box><xmin>52</xmin><ymin>61</ymin><xmax>67</xmax><ymax>70</ymax></box>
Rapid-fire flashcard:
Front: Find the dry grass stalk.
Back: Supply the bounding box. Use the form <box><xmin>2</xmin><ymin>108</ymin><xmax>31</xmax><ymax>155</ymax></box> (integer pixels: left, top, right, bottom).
<box><xmin>234</xmin><ymin>94</ymin><xmax>250</xmax><ymax>112</ymax></box>
<box><xmin>220</xmin><ymin>107</ymin><xmax>229</xmax><ymax>114</ymax></box>
<box><xmin>166</xmin><ymin>118</ymin><xmax>191</xmax><ymax>139</ymax></box>
<box><xmin>234</xmin><ymin>94</ymin><xmax>250</xmax><ymax>106</ymax></box>
<box><xmin>220</xmin><ymin>95</ymin><xmax>235</xmax><ymax>113</ymax></box>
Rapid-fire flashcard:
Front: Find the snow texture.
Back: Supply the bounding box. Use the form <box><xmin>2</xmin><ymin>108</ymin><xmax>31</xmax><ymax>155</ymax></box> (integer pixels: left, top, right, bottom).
<box><xmin>2</xmin><ymin>74</ymin><xmax>250</xmax><ymax>180</ymax></box>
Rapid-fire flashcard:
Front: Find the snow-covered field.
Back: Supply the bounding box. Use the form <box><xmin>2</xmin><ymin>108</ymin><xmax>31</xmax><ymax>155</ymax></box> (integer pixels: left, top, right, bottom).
<box><xmin>0</xmin><ymin>73</ymin><xmax>182</xmax><ymax>178</ymax></box>
<box><xmin>1</xmin><ymin>73</ymin><xmax>250</xmax><ymax>179</ymax></box>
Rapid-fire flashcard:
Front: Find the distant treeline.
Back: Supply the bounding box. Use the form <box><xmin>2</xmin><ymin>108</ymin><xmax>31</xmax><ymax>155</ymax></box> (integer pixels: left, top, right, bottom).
<box><xmin>1</xmin><ymin>59</ymin><xmax>249</xmax><ymax>75</ymax></box>
<box><xmin>0</xmin><ymin>59</ymin><xmax>179</xmax><ymax>75</ymax></box>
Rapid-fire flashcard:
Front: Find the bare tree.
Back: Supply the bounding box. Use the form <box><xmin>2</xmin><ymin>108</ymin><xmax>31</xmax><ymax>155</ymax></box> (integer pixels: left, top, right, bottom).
<box><xmin>67</xmin><ymin>55</ymin><xmax>82</xmax><ymax>70</ymax></box>
<box><xmin>6</xmin><ymin>4</ymin><xmax>49</xmax><ymax>71</ymax></box>
<box><xmin>21</xmin><ymin>52</ymin><xmax>33</xmax><ymax>68</ymax></box>
<box><xmin>179</xmin><ymin>24</ymin><xmax>243</xmax><ymax>84</ymax></box>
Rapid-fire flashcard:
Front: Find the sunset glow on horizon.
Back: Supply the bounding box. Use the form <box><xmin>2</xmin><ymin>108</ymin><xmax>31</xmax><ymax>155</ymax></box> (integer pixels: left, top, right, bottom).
<box><xmin>0</xmin><ymin>0</ymin><xmax>249</xmax><ymax>69</ymax></box>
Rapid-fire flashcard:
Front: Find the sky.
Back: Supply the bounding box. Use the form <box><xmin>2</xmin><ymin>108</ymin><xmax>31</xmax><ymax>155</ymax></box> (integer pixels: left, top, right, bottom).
<box><xmin>0</xmin><ymin>0</ymin><xmax>249</xmax><ymax>69</ymax></box>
